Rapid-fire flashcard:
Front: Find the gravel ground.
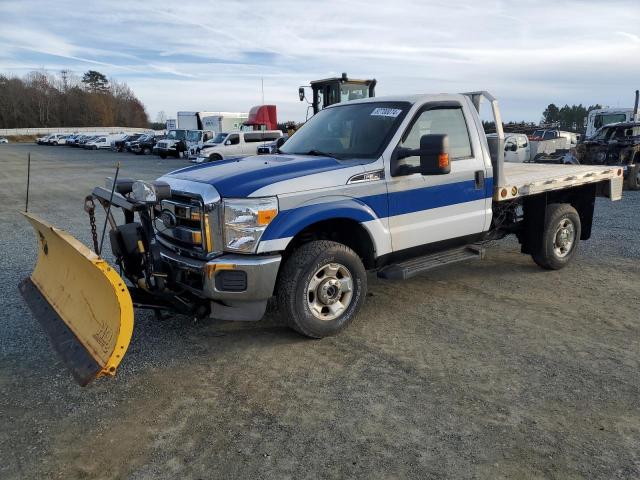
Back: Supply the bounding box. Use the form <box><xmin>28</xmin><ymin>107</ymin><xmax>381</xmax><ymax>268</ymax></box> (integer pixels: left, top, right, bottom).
<box><xmin>1</xmin><ymin>144</ymin><xmax>639</xmax><ymax>480</ymax></box>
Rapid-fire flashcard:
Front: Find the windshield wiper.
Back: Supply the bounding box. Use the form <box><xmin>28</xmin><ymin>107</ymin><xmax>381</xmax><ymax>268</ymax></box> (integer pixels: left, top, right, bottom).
<box><xmin>305</xmin><ymin>149</ymin><xmax>336</xmax><ymax>158</ymax></box>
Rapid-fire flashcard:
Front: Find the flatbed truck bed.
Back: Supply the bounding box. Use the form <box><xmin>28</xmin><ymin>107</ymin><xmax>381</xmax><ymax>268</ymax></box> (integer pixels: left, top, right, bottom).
<box><xmin>497</xmin><ymin>163</ymin><xmax>624</xmax><ymax>201</ymax></box>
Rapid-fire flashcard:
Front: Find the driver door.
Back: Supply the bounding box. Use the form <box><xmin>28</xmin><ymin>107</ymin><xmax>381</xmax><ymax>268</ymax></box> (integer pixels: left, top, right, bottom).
<box><xmin>387</xmin><ymin>102</ymin><xmax>491</xmax><ymax>252</ymax></box>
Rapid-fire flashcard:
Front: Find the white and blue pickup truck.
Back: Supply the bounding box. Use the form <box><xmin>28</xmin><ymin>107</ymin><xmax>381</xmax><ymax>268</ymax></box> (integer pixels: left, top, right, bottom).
<box><xmin>19</xmin><ymin>91</ymin><xmax>625</xmax><ymax>384</ymax></box>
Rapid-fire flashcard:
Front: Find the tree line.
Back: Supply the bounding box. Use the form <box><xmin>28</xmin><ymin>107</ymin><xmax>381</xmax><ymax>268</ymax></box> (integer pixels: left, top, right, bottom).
<box><xmin>0</xmin><ymin>70</ymin><xmax>149</xmax><ymax>129</ymax></box>
<box><xmin>541</xmin><ymin>103</ymin><xmax>602</xmax><ymax>131</ymax></box>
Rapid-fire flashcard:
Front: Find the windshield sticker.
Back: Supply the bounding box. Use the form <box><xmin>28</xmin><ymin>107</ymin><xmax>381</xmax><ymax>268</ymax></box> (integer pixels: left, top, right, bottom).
<box><xmin>370</xmin><ymin>108</ymin><xmax>402</xmax><ymax>118</ymax></box>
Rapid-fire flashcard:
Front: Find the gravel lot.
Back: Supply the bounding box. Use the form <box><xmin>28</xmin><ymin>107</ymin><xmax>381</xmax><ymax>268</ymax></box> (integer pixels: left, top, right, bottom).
<box><xmin>1</xmin><ymin>143</ymin><xmax>639</xmax><ymax>479</ymax></box>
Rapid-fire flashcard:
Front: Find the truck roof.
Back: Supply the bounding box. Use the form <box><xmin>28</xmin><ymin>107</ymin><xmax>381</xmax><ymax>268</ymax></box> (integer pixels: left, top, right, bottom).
<box><xmin>327</xmin><ymin>93</ymin><xmax>467</xmax><ymax>107</ymax></box>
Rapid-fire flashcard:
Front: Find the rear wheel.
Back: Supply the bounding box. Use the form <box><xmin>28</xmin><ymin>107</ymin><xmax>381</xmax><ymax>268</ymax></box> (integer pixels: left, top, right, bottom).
<box><xmin>531</xmin><ymin>203</ymin><xmax>581</xmax><ymax>270</ymax></box>
<box><xmin>627</xmin><ymin>163</ymin><xmax>640</xmax><ymax>191</ymax></box>
<box><xmin>276</xmin><ymin>240</ymin><xmax>367</xmax><ymax>338</ymax></box>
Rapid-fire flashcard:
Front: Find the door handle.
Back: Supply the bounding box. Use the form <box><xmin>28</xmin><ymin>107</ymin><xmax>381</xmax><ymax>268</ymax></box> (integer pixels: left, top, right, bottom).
<box><xmin>474</xmin><ymin>170</ymin><xmax>485</xmax><ymax>190</ymax></box>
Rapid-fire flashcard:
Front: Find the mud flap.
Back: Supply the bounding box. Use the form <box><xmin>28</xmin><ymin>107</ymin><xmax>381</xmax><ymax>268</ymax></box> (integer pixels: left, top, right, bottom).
<box><xmin>19</xmin><ymin>213</ymin><xmax>134</xmax><ymax>386</ymax></box>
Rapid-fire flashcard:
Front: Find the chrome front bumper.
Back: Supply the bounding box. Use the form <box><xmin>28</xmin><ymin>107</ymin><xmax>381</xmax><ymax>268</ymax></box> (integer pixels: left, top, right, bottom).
<box><xmin>159</xmin><ymin>246</ymin><xmax>281</xmax><ymax>302</ymax></box>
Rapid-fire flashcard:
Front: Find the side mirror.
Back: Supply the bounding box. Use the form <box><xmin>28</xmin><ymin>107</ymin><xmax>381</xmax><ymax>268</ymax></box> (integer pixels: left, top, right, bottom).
<box><xmin>224</xmin><ymin>140</ymin><xmax>231</xmax><ymax>146</ymax></box>
<box><xmin>394</xmin><ymin>134</ymin><xmax>451</xmax><ymax>176</ymax></box>
<box><xmin>298</xmin><ymin>87</ymin><xmax>305</xmax><ymax>102</ymax></box>
<box><xmin>418</xmin><ymin>134</ymin><xmax>451</xmax><ymax>175</ymax></box>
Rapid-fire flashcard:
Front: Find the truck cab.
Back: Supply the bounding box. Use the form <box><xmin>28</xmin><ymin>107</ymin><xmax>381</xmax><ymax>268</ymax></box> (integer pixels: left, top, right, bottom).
<box><xmin>155</xmin><ymin>129</ymin><xmax>188</xmax><ymax>158</ymax></box>
<box><xmin>193</xmin><ymin>130</ymin><xmax>284</xmax><ymax>163</ymax></box>
<box><xmin>185</xmin><ymin>130</ymin><xmax>215</xmax><ymax>158</ymax></box>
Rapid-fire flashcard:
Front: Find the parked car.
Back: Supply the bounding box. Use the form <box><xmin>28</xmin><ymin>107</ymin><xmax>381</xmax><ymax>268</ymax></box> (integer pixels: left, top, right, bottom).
<box><xmin>112</xmin><ymin>134</ymin><xmax>144</xmax><ymax>152</ymax></box>
<box><xmin>491</xmin><ymin>133</ymin><xmax>531</xmax><ymax>163</ymax></box>
<box><xmin>78</xmin><ymin>135</ymin><xmax>100</xmax><ymax>148</ymax></box>
<box><xmin>193</xmin><ymin>130</ymin><xmax>283</xmax><ymax>162</ymax></box>
<box><xmin>257</xmin><ymin>135</ymin><xmax>289</xmax><ymax>155</ymax></box>
<box><xmin>0</xmin><ymin>137</ymin><xmax>8</xmax><ymax>144</ymax></box>
<box><xmin>131</xmin><ymin>134</ymin><xmax>164</xmax><ymax>155</ymax></box>
<box><xmin>46</xmin><ymin>133</ymin><xmax>67</xmax><ymax>145</ymax></box>
<box><xmin>85</xmin><ymin>135</ymin><xmax>120</xmax><ymax>150</ymax></box>
<box><xmin>36</xmin><ymin>135</ymin><xmax>50</xmax><ymax>145</ymax></box>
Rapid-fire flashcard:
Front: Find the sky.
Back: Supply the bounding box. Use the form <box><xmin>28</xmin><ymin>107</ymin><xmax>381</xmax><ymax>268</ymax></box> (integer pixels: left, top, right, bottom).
<box><xmin>0</xmin><ymin>0</ymin><xmax>639</xmax><ymax>123</ymax></box>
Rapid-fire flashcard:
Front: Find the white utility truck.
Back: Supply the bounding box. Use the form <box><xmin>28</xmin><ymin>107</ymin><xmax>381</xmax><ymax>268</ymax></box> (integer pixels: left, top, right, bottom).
<box><xmin>584</xmin><ymin>90</ymin><xmax>640</xmax><ymax>139</ymax></box>
<box><xmin>20</xmin><ymin>91</ymin><xmax>624</xmax><ymax>385</ymax></box>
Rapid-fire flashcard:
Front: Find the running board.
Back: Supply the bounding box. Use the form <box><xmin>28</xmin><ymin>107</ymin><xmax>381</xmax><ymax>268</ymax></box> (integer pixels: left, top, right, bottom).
<box><xmin>377</xmin><ymin>245</ymin><xmax>485</xmax><ymax>280</ymax></box>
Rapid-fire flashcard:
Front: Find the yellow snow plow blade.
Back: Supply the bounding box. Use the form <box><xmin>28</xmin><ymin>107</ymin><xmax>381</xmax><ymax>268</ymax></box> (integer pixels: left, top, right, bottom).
<box><xmin>19</xmin><ymin>212</ymin><xmax>134</xmax><ymax>386</ymax></box>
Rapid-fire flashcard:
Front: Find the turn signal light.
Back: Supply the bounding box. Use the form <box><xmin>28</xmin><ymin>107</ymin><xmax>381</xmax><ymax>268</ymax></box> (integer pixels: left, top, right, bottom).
<box><xmin>258</xmin><ymin>208</ymin><xmax>277</xmax><ymax>226</ymax></box>
<box><xmin>438</xmin><ymin>153</ymin><xmax>449</xmax><ymax>169</ymax></box>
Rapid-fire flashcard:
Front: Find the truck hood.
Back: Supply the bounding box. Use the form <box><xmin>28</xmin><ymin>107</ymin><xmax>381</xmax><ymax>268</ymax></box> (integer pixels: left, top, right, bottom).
<box><xmin>163</xmin><ymin>154</ymin><xmax>366</xmax><ymax>197</ymax></box>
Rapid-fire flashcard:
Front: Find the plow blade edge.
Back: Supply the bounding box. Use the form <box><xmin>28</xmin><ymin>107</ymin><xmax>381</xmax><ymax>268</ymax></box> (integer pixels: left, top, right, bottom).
<box><xmin>19</xmin><ymin>212</ymin><xmax>134</xmax><ymax>386</ymax></box>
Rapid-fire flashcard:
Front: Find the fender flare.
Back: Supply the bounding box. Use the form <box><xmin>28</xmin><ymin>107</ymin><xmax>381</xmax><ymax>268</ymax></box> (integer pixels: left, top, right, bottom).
<box><xmin>258</xmin><ymin>196</ymin><xmax>388</xmax><ymax>256</ymax></box>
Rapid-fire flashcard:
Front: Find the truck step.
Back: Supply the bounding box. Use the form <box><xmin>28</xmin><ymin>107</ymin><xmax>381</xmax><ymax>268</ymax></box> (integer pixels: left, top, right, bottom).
<box><xmin>377</xmin><ymin>245</ymin><xmax>485</xmax><ymax>280</ymax></box>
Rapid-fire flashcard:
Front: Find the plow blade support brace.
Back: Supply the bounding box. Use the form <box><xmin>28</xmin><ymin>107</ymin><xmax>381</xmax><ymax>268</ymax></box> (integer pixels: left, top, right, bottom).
<box><xmin>19</xmin><ymin>212</ymin><xmax>134</xmax><ymax>386</ymax></box>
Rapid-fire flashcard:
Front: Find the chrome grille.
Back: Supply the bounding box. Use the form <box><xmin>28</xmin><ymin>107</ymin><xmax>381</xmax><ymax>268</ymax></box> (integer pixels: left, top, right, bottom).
<box><xmin>156</xmin><ymin>196</ymin><xmax>207</xmax><ymax>253</ymax></box>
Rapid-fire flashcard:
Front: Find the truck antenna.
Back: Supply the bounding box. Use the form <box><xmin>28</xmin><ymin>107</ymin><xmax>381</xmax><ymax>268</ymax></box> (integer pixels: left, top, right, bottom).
<box><xmin>25</xmin><ymin>152</ymin><xmax>31</xmax><ymax>213</ymax></box>
<box><xmin>98</xmin><ymin>162</ymin><xmax>120</xmax><ymax>255</ymax></box>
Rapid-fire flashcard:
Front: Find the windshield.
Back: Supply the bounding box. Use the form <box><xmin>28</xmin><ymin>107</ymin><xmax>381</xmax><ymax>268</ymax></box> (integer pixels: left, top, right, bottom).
<box><xmin>593</xmin><ymin>127</ymin><xmax>615</xmax><ymax>141</ymax></box>
<box><xmin>532</xmin><ymin>129</ymin><xmax>545</xmax><ymax>138</ymax></box>
<box><xmin>186</xmin><ymin>131</ymin><xmax>202</xmax><ymax>142</ymax></box>
<box><xmin>167</xmin><ymin>130</ymin><xmax>187</xmax><ymax>140</ymax></box>
<box><xmin>594</xmin><ymin>113</ymin><xmax>627</xmax><ymax>129</ymax></box>
<box><xmin>208</xmin><ymin>133</ymin><xmax>228</xmax><ymax>144</ymax></box>
<box><xmin>340</xmin><ymin>83</ymin><xmax>370</xmax><ymax>102</ymax></box>
<box><xmin>280</xmin><ymin>101</ymin><xmax>410</xmax><ymax>159</ymax></box>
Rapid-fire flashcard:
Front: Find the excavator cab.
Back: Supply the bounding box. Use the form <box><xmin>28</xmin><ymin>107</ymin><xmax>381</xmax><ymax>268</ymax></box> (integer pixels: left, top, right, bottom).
<box><xmin>299</xmin><ymin>72</ymin><xmax>376</xmax><ymax>118</ymax></box>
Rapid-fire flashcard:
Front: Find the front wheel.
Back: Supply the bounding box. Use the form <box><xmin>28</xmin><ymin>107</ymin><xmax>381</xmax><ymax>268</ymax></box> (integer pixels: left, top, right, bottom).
<box><xmin>531</xmin><ymin>203</ymin><xmax>581</xmax><ymax>270</ymax></box>
<box><xmin>208</xmin><ymin>153</ymin><xmax>222</xmax><ymax>162</ymax></box>
<box><xmin>276</xmin><ymin>240</ymin><xmax>367</xmax><ymax>338</ymax></box>
<box><xmin>159</xmin><ymin>152</ymin><xmax>167</xmax><ymax>159</ymax></box>
<box><xmin>627</xmin><ymin>163</ymin><xmax>640</xmax><ymax>191</ymax></box>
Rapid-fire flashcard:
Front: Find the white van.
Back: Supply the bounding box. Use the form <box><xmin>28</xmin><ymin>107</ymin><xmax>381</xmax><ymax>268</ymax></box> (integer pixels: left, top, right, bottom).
<box><xmin>86</xmin><ymin>134</ymin><xmax>124</xmax><ymax>150</ymax></box>
<box><xmin>193</xmin><ymin>130</ymin><xmax>284</xmax><ymax>163</ymax></box>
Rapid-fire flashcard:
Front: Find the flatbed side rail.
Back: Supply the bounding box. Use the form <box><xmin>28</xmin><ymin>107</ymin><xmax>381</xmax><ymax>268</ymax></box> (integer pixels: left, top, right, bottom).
<box><xmin>495</xmin><ymin>165</ymin><xmax>624</xmax><ymax>201</ymax></box>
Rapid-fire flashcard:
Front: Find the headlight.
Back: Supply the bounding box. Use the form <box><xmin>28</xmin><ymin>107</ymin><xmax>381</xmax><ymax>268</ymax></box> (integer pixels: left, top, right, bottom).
<box><xmin>131</xmin><ymin>180</ymin><xmax>171</xmax><ymax>203</ymax></box>
<box><xmin>222</xmin><ymin>197</ymin><xmax>278</xmax><ymax>253</ymax></box>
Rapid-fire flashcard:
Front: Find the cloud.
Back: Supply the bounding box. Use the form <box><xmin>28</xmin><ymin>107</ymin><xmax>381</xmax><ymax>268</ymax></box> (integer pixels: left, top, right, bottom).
<box><xmin>0</xmin><ymin>0</ymin><xmax>639</xmax><ymax>121</ymax></box>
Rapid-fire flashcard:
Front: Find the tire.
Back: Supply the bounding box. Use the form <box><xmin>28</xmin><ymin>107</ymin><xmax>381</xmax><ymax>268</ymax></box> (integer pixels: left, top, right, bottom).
<box><xmin>159</xmin><ymin>152</ymin><xmax>167</xmax><ymax>159</ymax></box>
<box><xmin>626</xmin><ymin>163</ymin><xmax>640</xmax><ymax>191</ymax></box>
<box><xmin>208</xmin><ymin>153</ymin><xmax>222</xmax><ymax>162</ymax></box>
<box><xmin>143</xmin><ymin>147</ymin><xmax>151</xmax><ymax>155</ymax></box>
<box><xmin>276</xmin><ymin>240</ymin><xmax>367</xmax><ymax>338</ymax></box>
<box><xmin>531</xmin><ymin>203</ymin><xmax>581</xmax><ymax>270</ymax></box>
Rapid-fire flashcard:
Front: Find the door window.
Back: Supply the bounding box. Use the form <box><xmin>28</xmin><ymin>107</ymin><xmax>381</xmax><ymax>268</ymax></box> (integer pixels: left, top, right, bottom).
<box><xmin>399</xmin><ymin>107</ymin><xmax>472</xmax><ymax>167</ymax></box>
